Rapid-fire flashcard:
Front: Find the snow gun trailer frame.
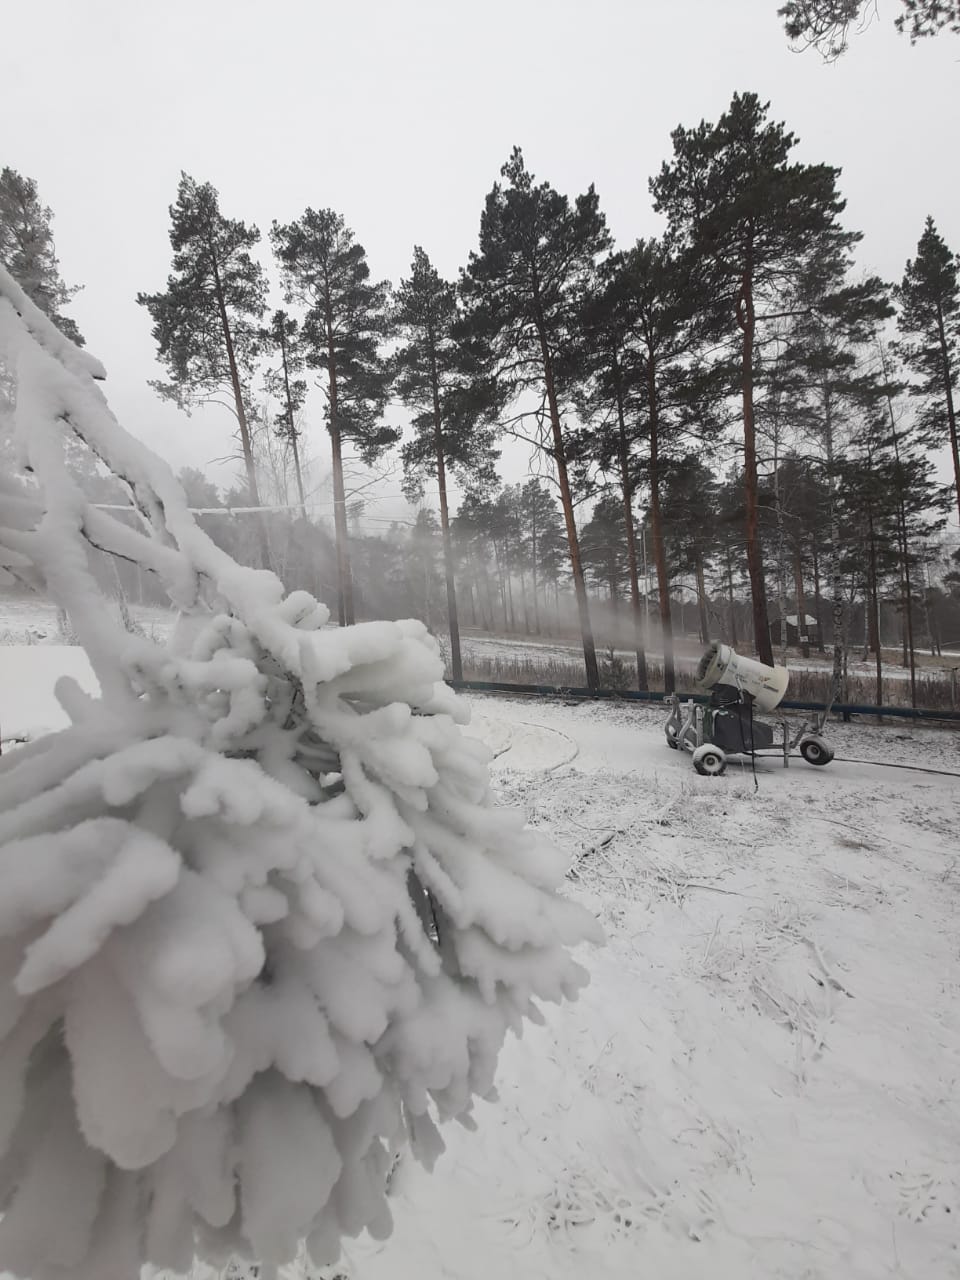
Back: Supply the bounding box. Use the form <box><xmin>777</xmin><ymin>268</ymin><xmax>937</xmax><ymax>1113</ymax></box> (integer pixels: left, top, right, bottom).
<box><xmin>664</xmin><ymin>642</ymin><xmax>835</xmax><ymax>777</ymax></box>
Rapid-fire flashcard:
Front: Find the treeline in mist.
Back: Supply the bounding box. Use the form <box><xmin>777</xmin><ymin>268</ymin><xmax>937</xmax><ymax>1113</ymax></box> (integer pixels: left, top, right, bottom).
<box><xmin>2</xmin><ymin>89</ymin><xmax>959</xmax><ymax>708</ymax></box>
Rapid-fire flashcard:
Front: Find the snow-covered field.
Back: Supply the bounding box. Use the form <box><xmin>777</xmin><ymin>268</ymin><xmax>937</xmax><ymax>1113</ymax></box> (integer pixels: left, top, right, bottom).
<box><xmin>2</xmin><ymin>590</ymin><xmax>953</xmax><ymax>696</ymax></box>
<box><xmin>2</xmin><ymin>644</ymin><xmax>958</xmax><ymax>1279</ymax></box>
<box><xmin>0</xmin><ymin>593</ymin><xmax>175</xmax><ymax>647</ymax></box>
<box><xmin>460</xmin><ymin>629</ymin><xmax>957</xmax><ymax>686</ymax></box>
<box><xmin>355</xmin><ymin>697</ymin><xmax>960</xmax><ymax>1280</ymax></box>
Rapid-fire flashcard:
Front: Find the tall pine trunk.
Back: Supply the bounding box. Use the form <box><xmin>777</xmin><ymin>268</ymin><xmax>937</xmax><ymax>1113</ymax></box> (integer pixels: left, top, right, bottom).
<box><xmin>736</xmin><ymin>263</ymin><xmax>773</xmax><ymax>665</ymax></box>
<box><xmin>493</xmin><ymin>541</ymin><xmax>508</xmax><ymax>631</ymax></box>
<box><xmin>900</xmin><ymin>518</ymin><xmax>918</xmax><ymax>706</ymax></box>
<box><xmin>504</xmin><ymin>548</ymin><xmax>517</xmax><ymax>632</ymax></box>
<box><xmin>209</xmin><ymin>248</ymin><xmax>270</xmax><ymax>570</ymax></box>
<box><xmin>773</xmin><ymin>452</ymin><xmax>789</xmax><ymax>661</ymax></box>
<box><xmin>278</xmin><ymin>323</ymin><xmax>307</xmax><ymax>519</ymax></box>
<box><xmin>821</xmin><ymin>384</ymin><xmax>845</xmax><ymax>705</ymax></box>
<box><xmin>811</xmin><ymin>543</ymin><xmax>825</xmax><ymax>654</ymax></box>
<box><xmin>529</xmin><ymin>509</ymin><xmax>541</xmax><ymax>634</ymax></box>
<box><xmin>878</xmin><ymin>339</ymin><xmax>918</xmax><ymax>707</ymax></box>
<box><xmin>867</xmin><ymin>514</ymin><xmax>883</xmax><ymax>711</ymax></box>
<box><xmin>518</xmin><ymin>562</ymin><xmax>531</xmax><ymax>633</ymax></box>
<box><xmin>428</xmin><ymin>336</ymin><xmax>462</xmax><ymax>680</ymax></box>
<box><xmin>935</xmin><ymin>304</ymin><xmax>960</xmax><ymax>526</ymax></box>
<box><xmin>325</xmin><ymin>303</ymin><xmax>355</xmax><ymax>627</ymax></box>
<box><xmin>793</xmin><ymin>546</ymin><xmax>810</xmax><ymax>659</ymax></box>
<box><xmin>612</xmin><ymin>350</ymin><xmax>648</xmax><ymax>690</ymax></box>
<box><xmin>646</xmin><ymin>362</ymin><xmax>675</xmax><ymax>691</ymax></box>
<box><xmin>725</xmin><ymin>545</ymin><xmax>739</xmax><ymax>649</ymax></box>
<box><xmin>694</xmin><ymin>552</ymin><xmax>709</xmax><ymax>645</ymax></box>
<box><xmin>535</xmin><ymin>321</ymin><xmax>599</xmax><ymax>689</ymax></box>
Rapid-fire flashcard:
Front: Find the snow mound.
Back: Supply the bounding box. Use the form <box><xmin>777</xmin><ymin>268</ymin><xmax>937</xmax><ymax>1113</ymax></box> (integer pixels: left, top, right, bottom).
<box><xmin>0</xmin><ymin>263</ymin><xmax>601</xmax><ymax>1278</ymax></box>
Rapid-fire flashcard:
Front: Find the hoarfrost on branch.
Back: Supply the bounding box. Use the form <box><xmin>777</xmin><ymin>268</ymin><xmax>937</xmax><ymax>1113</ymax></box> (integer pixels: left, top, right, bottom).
<box><xmin>0</xmin><ymin>263</ymin><xmax>602</xmax><ymax>1279</ymax></box>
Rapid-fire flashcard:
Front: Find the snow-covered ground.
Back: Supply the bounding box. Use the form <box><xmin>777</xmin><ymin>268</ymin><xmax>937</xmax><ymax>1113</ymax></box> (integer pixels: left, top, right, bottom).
<box><xmin>349</xmin><ymin>696</ymin><xmax>960</xmax><ymax>1280</ymax></box>
<box><xmin>2</xmin><ymin>645</ymin><xmax>958</xmax><ymax>1278</ymax></box>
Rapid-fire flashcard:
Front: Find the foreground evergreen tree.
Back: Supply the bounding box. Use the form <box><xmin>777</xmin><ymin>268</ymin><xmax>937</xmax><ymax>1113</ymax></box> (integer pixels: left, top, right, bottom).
<box><xmin>138</xmin><ymin>175</ymin><xmax>267</xmax><ymax>528</ymax></box>
<box><xmin>0</xmin><ymin>261</ymin><xmax>600</xmax><ymax>1280</ymax></box>
<box><xmin>272</xmin><ymin>209</ymin><xmax>397</xmax><ymax>626</ymax></box>
<box><xmin>393</xmin><ymin>247</ymin><xmax>499</xmax><ymax>680</ymax></box>
<box><xmin>461</xmin><ymin>149</ymin><xmax>610</xmax><ymax>689</ymax></box>
<box><xmin>652</xmin><ymin>92</ymin><xmax>858</xmax><ymax>666</ymax></box>
<box><xmin>895</xmin><ymin>217</ymin><xmax>960</xmax><ymax>526</ymax></box>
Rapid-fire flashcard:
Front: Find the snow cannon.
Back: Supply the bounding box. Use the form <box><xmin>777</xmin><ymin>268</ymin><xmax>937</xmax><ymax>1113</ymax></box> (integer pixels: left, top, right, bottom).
<box><xmin>695</xmin><ymin>641</ymin><xmax>789</xmax><ymax>713</ymax></box>
<box><xmin>664</xmin><ymin>642</ymin><xmax>834</xmax><ymax>776</ymax></box>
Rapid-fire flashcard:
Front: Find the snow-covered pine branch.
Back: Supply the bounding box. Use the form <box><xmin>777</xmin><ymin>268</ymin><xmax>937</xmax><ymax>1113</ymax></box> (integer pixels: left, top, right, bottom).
<box><xmin>0</xmin><ymin>263</ymin><xmax>602</xmax><ymax>1280</ymax></box>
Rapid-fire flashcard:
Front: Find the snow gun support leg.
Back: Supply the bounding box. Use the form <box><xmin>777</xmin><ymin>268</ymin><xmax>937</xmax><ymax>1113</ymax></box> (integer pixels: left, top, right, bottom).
<box><xmin>664</xmin><ymin>695</ymin><xmax>699</xmax><ymax>754</ymax></box>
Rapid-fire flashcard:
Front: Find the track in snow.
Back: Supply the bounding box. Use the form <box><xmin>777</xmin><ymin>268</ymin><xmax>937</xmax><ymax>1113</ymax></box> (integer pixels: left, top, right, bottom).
<box><xmin>467</xmin><ymin>709</ymin><xmax>580</xmax><ymax>773</ymax></box>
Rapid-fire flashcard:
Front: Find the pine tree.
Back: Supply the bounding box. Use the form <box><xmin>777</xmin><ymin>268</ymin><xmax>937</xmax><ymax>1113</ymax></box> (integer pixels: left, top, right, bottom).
<box><xmin>873</xmin><ymin>335</ymin><xmax>954</xmax><ymax>702</ymax></box>
<box><xmin>138</xmin><ymin>175</ymin><xmax>267</xmax><ymax>563</ymax></box>
<box><xmin>262</xmin><ymin>309</ymin><xmax>309</xmax><ymax>517</ymax></box>
<box><xmin>834</xmin><ymin>444</ymin><xmax>902</xmax><ymax>704</ymax></box>
<box><xmin>177</xmin><ymin>465</ymin><xmax>223</xmax><ymax>509</ymax></box>
<box><xmin>774</xmin><ymin>455</ymin><xmax>831</xmax><ymax>657</ymax></box>
<box><xmin>487</xmin><ymin>488</ymin><xmax>522</xmax><ymax>633</ymax></box>
<box><xmin>715</xmin><ymin>469</ymin><xmax>749</xmax><ymax>648</ymax></box>
<box><xmin>573</xmin><ymin>254</ymin><xmax>650</xmax><ymax>688</ymax></box>
<box><xmin>461</xmin><ymin>148</ymin><xmax>610</xmax><ymax>690</ymax></box>
<box><xmin>575</xmin><ymin>240</ymin><xmax>721</xmax><ymax>691</ymax></box>
<box><xmin>652</xmin><ymin>93</ymin><xmax>859</xmax><ymax>667</ymax></box>
<box><xmin>272</xmin><ymin>209</ymin><xmax>397</xmax><ymax>626</ymax></box>
<box><xmin>773</xmin><ymin>245</ymin><xmax>892</xmax><ymax>699</ymax></box>
<box><xmin>580</xmin><ymin>493</ymin><xmax>631</xmax><ymax>613</ymax></box>
<box><xmin>788</xmin><ymin>254</ymin><xmax>896</xmax><ymax>696</ymax></box>
<box><xmin>404</xmin><ymin>507</ymin><xmax>444</xmax><ymax>631</ymax></box>
<box><xmin>895</xmin><ymin>217</ymin><xmax>960</xmax><ymax>527</ymax></box>
<box><xmin>0</xmin><ymin>167</ymin><xmax>85</xmax><ymax>469</ymax></box>
<box><xmin>780</xmin><ymin>0</ymin><xmax>960</xmax><ymax>56</ymax></box>
<box><xmin>659</xmin><ymin>455</ymin><xmax>721</xmax><ymax>645</ymax></box>
<box><xmin>897</xmin><ymin>0</ymin><xmax>960</xmax><ymax>39</ymax></box>
<box><xmin>517</xmin><ymin>478</ymin><xmax>565</xmax><ymax>635</ymax></box>
<box><xmin>393</xmin><ymin>247</ymin><xmax>499</xmax><ymax>680</ymax></box>
<box><xmin>0</xmin><ymin>167</ymin><xmax>83</xmax><ymax>343</ymax></box>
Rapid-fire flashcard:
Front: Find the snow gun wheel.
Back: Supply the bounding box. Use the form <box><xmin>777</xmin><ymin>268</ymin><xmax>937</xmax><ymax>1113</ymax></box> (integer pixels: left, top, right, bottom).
<box><xmin>692</xmin><ymin>744</ymin><xmax>727</xmax><ymax>776</ymax></box>
<box><xmin>799</xmin><ymin>735</ymin><xmax>834</xmax><ymax>766</ymax></box>
<box><xmin>665</xmin><ymin>726</ymin><xmax>680</xmax><ymax>749</ymax></box>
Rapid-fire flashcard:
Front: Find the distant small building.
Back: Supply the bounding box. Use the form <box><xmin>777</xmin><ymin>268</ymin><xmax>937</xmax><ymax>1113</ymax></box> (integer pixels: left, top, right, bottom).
<box><xmin>773</xmin><ymin>613</ymin><xmax>820</xmax><ymax>648</ymax></box>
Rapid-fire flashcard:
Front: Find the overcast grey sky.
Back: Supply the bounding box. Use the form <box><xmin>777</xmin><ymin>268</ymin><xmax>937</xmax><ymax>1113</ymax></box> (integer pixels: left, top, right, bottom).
<box><xmin>3</xmin><ymin>0</ymin><xmax>958</xmax><ymax>514</ymax></box>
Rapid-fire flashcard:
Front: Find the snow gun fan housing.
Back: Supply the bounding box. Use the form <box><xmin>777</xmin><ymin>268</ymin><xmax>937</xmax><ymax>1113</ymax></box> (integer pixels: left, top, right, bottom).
<box><xmin>695</xmin><ymin>642</ymin><xmax>790</xmax><ymax>713</ymax></box>
<box><xmin>664</xmin><ymin>643</ymin><xmax>834</xmax><ymax>775</ymax></box>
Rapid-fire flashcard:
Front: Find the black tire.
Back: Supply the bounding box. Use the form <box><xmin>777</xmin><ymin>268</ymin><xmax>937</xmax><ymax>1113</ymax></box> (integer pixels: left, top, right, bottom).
<box><xmin>800</xmin><ymin>735</ymin><xmax>834</xmax><ymax>767</ymax></box>
<box><xmin>693</xmin><ymin>747</ymin><xmax>726</xmax><ymax>776</ymax></box>
<box><xmin>665</xmin><ymin>732</ymin><xmax>680</xmax><ymax>750</ymax></box>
